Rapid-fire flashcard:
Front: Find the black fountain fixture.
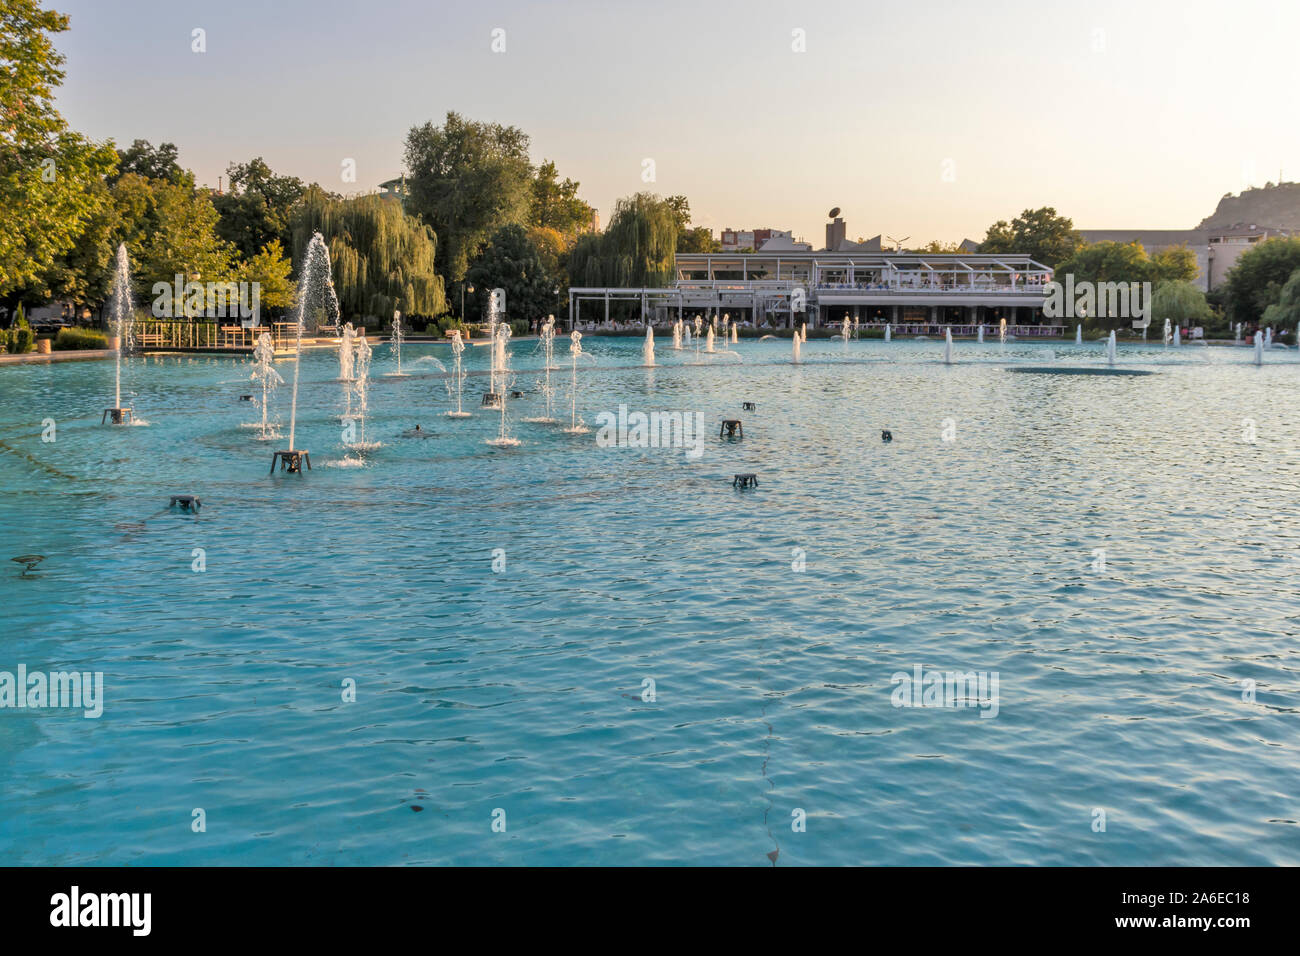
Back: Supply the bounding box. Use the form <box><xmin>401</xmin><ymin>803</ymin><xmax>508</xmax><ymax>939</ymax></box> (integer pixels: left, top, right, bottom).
<box><xmin>733</xmin><ymin>473</ymin><xmax>758</xmax><ymax>489</ymax></box>
<box><xmin>169</xmin><ymin>495</ymin><xmax>201</xmax><ymax>513</ymax></box>
<box><xmin>742</xmin><ymin>402</ymin><xmax>756</xmax><ymax>411</ymax></box>
<box><xmin>101</xmin><ymin>407</ymin><xmax>133</xmax><ymax>425</ymax></box>
<box><xmin>239</xmin><ymin>394</ymin><xmax>253</xmax><ymax>402</ymax></box>
<box><xmin>481</xmin><ymin>391</ymin><xmax>502</xmax><ymax>408</ymax></box>
<box><xmin>881</xmin><ymin>429</ymin><xmax>893</xmax><ymax>442</ymax></box>
<box><xmin>11</xmin><ymin>554</ymin><xmax>45</xmax><ymax>576</ymax></box>
<box><xmin>270</xmin><ymin>449</ymin><xmax>311</xmax><ymax>475</ymax></box>
<box><xmin>720</xmin><ymin>419</ymin><xmax>744</xmax><ymax>439</ymax></box>
<box><xmin>510</xmin><ymin>390</ymin><xmax>523</xmax><ymax>399</ymax></box>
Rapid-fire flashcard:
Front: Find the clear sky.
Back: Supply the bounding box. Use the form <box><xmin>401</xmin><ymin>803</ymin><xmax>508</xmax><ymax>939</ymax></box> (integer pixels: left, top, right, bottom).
<box><xmin>51</xmin><ymin>0</ymin><xmax>1300</xmax><ymax>245</ymax></box>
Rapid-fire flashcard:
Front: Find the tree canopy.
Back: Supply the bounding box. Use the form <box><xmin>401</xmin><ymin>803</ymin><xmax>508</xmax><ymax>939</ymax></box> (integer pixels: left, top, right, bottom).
<box><xmin>979</xmin><ymin>207</ymin><xmax>1082</xmax><ymax>268</ymax></box>
<box><xmin>466</xmin><ymin>224</ymin><xmax>560</xmax><ymax>323</ymax></box>
<box><xmin>530</xmin><ymin>160</ymin><xmax>593</xmax><ymax>235</ymax></box>
<box><xmin>212</xmin><ymin>157</ymin><xmax>305</xmax><ymax>260</ymax></box>
<box><xmin>1151</xmin><ymin>280</ymin><xmax>1213</xmax><ymax>326</ymax></box>
<box><xmin>0</xmin><ymin>0</ymin><xmax>117</xmax><ymax>300</ymax></box>
<box><xmin>1053</xmin><ymin>240</ymin><xmax>1198</xmax><ymax>287</ymax></box>
<box><xmin>1261</xmin><ymin>267</ymin><xmax>1300</xmax><ymax>329</ymax></box>
<box><xmin>404</xmin><ymin>111</ymin><xmax>535</xmax><ymax>285</ymax></box>
<box><xmin>291</xmin><ymin>189</ymin><xmax>446</xmax><ymax>321</ymax></box>
<box><xmin>568</xmin><ymin>192</ymin><xmax>678</xmax><ymax>289</ymax></box>
<box><xmin>1221</xmin><ymin>236</ymin><xmax>1300</xmax><ymax>325</ymax></box>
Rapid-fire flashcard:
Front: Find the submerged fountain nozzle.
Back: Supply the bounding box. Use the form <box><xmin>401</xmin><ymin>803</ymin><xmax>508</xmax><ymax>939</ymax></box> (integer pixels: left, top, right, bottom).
<box><xmin>101</xmin><ymin>407</ymin><xmax>133</xmax><ymax>425</ymax></box>
<box><xmin>270</xmin><ymin>450</ymin><xmax>311</xmax><ymax>475</ymax></box>
<box><xmin>732</xmin><ymin>473</ymin><xmax>759</xmax><ymax>489</ymax></box>
<box><xmin>881</xmin><ymin>430</ymin><xmax>893</xmax><ymax>442</ymax></box>
<box><xmin>169</xmin><ymin>495</ymin><xmax>201</xmax><ymax>513</ymax></box>
<box><xmin>481</xmin><ymin>392</ymin><xmax>503</xmax><ymax>408</ymax></box>
<box><xmin>720</xmin><ymin>419</ymin><xmax>744</xmax><ymax>439</ymax></box>
<box><xmin>742</xmin><ymin>402</ymin><xmax>756</xmax><ymax>411</ymax></box>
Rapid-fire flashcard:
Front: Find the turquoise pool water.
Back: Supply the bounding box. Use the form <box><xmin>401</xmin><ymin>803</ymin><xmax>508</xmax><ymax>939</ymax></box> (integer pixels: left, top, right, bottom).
<box><xmin>1</xmin><ymin>335</ymin><xmax>1298</xmax><ymax>865</ymax></box>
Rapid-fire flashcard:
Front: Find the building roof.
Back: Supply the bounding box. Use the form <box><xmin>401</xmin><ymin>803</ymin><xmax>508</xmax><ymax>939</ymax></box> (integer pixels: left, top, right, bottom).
<box><xmin>1077</xmin><ymin>229</ymin><xmax>1205</xmax><ymax>248</ymax></box>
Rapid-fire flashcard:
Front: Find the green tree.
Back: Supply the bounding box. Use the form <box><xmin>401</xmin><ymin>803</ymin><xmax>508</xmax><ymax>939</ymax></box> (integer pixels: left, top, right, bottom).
<box><xmin>1151</xmin><ymin>244</ymin><xmax>1198</xmax><ymax>283</ymax></box>
<box><xmin>530</xmin><ymin>160</ymin><xmax>593</xmax><ymax>235</ymax></box>
<box><xmin>1151</xmin><ymin>280</ymin><xmax>1213</xmax><ymax>326</ymax></box>
<box><xmin>1261</xmin><ymin>268</ymin><xmax>1300</xmax><ymax>329</ymax></box>
<box><xmin>135</xmin><ymin>179</ymin><xmax>237</xmax><ymax>287</ymax></box>
<box><xmin>404</xmin><ymin>111</ymin><xmax>534</xmax><ymax>285</ymax></box>
<box><xmin>213</xmin><ymin>157</ymin><xmax>305</xmax><ymax>260</ymax></box>
<box><xmin>1054</xmin><ymin>241</ymin><xmax>1155</xmax><ymax>286</ymax></box>
<box><xmin>291</xmin><ymin>190</ymin><xmax>446</xmax><ymax>321</ymax></box>
<box><xmin>678</xmin><ymin>226</ymin><xmax>721</xmax><ymax>253</ymax></box>
<box><xmin>0</xmin><ymin>1</ymin><xmax>118</xmax><ymax>301</ymax></box>
<box><xmin>466</xmin><ymin>224</ymin><xmax>559</xmax><ymax>323</ymax></box>
<box><xmin>240</xmin><ymin>239</ymin><xmax>294</xmax><ymax>313</ymax></box>
<box><xmin>569</xmin><ymin>192</ymin><xmax>678</xmax><ymax>289</ymax></box>
<box><xmin>1221</xmin><ymin>236</ymin><xmax>1300</xmax><ymax>325</ymax></box>
<box><xmin>665</xmin><ymin>196</ymin><xmax>692</xmax><ymax>233</ymax></box>
<box><xmin>110</xmin><ymin>139</ymin><xmax>192</xmax><ymax>187</ymax></box>
<box><xmin>37</xmin><ymin>170</ymin><xmax>154</xmax><ymax>313</ymax></box>
<box><xmin>979</xmin><ymin>207</ymin><xmax>1082</xmax><ymax>267</ymax></box>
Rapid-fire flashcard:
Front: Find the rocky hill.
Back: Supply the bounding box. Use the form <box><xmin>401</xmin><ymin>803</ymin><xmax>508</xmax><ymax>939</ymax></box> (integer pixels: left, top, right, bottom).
<box><xmin>1198</xmin><ymin>182</ymin><xmax>1300</xmax><ymax>231</ymax></box>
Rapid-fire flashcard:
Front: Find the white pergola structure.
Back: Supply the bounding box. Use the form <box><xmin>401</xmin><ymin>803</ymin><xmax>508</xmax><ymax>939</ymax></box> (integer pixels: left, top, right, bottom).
<box><xmin>568</xmin><ymin>250</ymin><xmax>1059</xmax><ymax>333</ymax></box>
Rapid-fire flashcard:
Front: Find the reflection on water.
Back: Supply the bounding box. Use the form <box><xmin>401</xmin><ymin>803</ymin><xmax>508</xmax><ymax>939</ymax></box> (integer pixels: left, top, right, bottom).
<box><xmin>0</xmin><ymin>336</ymin><xmax>1298</xmax><ymax>865</ymax></box>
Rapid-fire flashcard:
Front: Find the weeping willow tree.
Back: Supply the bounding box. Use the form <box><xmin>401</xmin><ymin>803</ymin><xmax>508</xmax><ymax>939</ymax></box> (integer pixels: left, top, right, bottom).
<box><xmin>567</xmin><ymin>192</ymin><xmax>678</xmax><ymax>290</ymax></box>
<box><xmin>290</xmin><ymin>190</ymin><xmax>447</xmax><ymax>321</ymax></box>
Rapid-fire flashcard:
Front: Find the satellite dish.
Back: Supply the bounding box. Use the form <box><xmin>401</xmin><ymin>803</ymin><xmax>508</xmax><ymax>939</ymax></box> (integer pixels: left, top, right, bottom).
<box><xmin>828</xmin><ymin>207</ymin><xmax>841</xmax><ymax>219</ymax></box>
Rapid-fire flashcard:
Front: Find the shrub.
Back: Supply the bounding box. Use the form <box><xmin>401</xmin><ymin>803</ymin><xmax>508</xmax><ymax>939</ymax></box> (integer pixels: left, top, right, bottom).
<box><xmin>6</xmin><ymin>309</ymin><xmax>34</xmax><ymax>353</ymax></box>
<box><xmin>509</xmin><ymin>319</ymin><xmax>529</xmax><ymax>337</ymax></box>
<box><xmin>53</xmin><ymin>327</ymin><xmax>109</xmax><ymax>350</ymax></box>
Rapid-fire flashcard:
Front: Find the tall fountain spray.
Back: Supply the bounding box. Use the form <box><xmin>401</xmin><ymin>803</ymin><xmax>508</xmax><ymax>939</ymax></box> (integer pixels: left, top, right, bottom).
<box><xmin>944</xmin><ymin>328</ymin><xmax>954</xmax><ymax>365</ymax></box>
<box><xmin>853</xmin><ymin>317</ymin><xmax>860</xmax><ymax>339</ymax></box>
<box><xmin>1106</xmin><ymin>330</ymin><xmax>1117</xmax><ymax>367</ymax></box>
<box><xmin>103</xmin><ymin>243</ymin><xmax>136</xmax><ymax>424</ymax></box>
<box><xmin>1075</xmin><ymin>324</ymin><xmax>1082</xmax><ymax>345</ymax></box>
<box><xmin>885</xmin><ymin>324</ymin><xmax>892</xmax><ymax>343</ymax></box>
<box><xmin>1234</xmin><ymin>322</ymin><xmax>1242</xmax><ymax>344</ymax></box>
<box><xmin>1254</xmin><ymin>331</ymin><xmax>1264</xmax><ymax>366</ymax></box>
<box><xmin>1265</xmin><ymin>327</ymin><xmax>1273</xmax><ymax>349</ymax></box>
<box><xmin>350</xmin><ymin>334</ymin><xmax>373</xmax><ymax>449</ymax></box>
<box><xmin>731</xmin><ymin>321</ymin><xmax>738</xmax><ymax>344</ymax></box>
<box><xmin>705</xmin><ymin>325</ymin><xmax>715</xmax><ymax>353</ymax></box>
<box><xmin>683</xmin><ymin>318</ymin><xmax>692</xmax><ymax>347</ymax></box>
<box><xmin>842</xmin><ymin>317</ymin><xmax>852</xmax><ymax>347</ymax></box>
<box><xmin>388</xmin><ymin>308</ymin><xmax>407</xmax><ymax>376</ymax></box>
<box><xmin>643</xmin><ymin>322</ymin><xmax>655</xmax><ymax>366</ymax></box>
<box><xmin>565</xmin><ymin>330</ymin><xmax>588</xmax><ymax>433</ymax></box>
<box><xmin>792</xmin><ymin>330</ymin><xmax>802</xmax><ymax>364</ymax></box>
<box><xmin>693</xmin><ymin>315</ymin><xmax>703</xmax><ymax>360</ymax></box>
<box><xmin>338</xmin><ymin>322</ymin><xmax>356</xmax><ymax>419</ymax></box>
<box><xmin>250</xmin><ymin>331</ymin><xmax>282</xmax><ymax>441</ymax></box>
<box><xmin>446</xmin><ymin>329</ymin><xmax>471</xmax><ymax>417</ymax></box>
<box><xmin>999</xmin><ymin>318</ymin><xmax>1007</xmax><ymax>344</ymax></box>
<box><xmin>1173</xmin><ymin>324</ymin><xmax>1181</xmax><ymax>347</ymax></box>
<box><xmin>1163</xmin><ymin>318</ymin><xmax>1171</xmax><ymax>346</ymax></box>
<box><xmin>978</xmin><ymin>324</ymin><xmax>984</xmax><ymax>344</ymax></box>
<box><xmin>274</xmin><ymin>231</ymin><xmax>337</xmax><ymax>474</ymax></box>
<box><xmin>487</xmin><ymin>323</ymin><xmax>519</xmax><ymax>446</ymax></box>
<box><xmin>672</xmin><ymin>317</ymin><xmax>683</xmax><ymax>349</ymax></box>
<box><xmin>339</xmin><ymin>322</ymin><xmax>356</xmax><ymax>381</ymax></box>
<box><xmin>525</xmin><ymin>316</ymin><xmax>558</xmax><ymax>423</ymax></box>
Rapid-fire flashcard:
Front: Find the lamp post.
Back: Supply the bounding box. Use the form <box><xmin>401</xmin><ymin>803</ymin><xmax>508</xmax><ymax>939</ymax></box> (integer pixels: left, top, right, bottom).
<box><xmin>460</xmin><ymin>283</ymin><xmax>475</xmax><ymax>324</ymax></box>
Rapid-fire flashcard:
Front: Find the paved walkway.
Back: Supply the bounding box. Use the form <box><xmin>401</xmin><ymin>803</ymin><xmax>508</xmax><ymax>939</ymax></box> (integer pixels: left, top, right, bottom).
<box><xmin>0</xmin><ymin>349</ymin><xmax>115</xmax><ymax>365</ymax></box>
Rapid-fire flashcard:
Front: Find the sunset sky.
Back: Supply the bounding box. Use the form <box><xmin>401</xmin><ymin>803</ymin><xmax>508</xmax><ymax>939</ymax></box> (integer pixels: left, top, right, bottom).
<box><xmin>52</xmin><ymin>0</ymin><xmax>1300</xmax><ymax>245</ymax></box>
